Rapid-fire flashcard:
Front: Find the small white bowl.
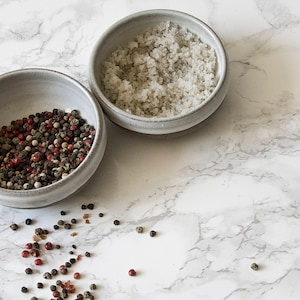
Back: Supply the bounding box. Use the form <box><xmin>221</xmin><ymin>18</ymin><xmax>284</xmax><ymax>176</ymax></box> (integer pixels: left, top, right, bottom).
<box><xmin>89</xmin><ymin>9</ymin><xmax>230</xmax><ymax>135</ymax></box>
<box><xmin>0</xmin><ymin>68</ymin><xmax>107</xmax><ymax>208</ymax></box>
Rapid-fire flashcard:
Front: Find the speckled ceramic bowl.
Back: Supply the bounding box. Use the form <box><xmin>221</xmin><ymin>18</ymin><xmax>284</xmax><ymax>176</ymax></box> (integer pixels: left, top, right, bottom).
<box><xmin>0</xmin><ymin>68</ymin><xmax>107</xmax><ymax>208</ymax></box>
<box><xmin>89</xmin><ymin>9</ymin><xmax>229</xmax><ymax>135</ymax></box>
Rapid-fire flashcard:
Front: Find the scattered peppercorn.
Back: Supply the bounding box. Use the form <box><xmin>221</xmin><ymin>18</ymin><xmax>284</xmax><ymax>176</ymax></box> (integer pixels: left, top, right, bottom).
<box><xmin>98</xmin><ymin>212</ymin><xmax>104</xmax><ymax>217</ymax></box>
<box><xmin>89</xmin><ymin>283</ymin><xmax>97</xmax><ymax>290</ymax></box>
<box><xmin>34</xmin><ymin>258</ymin><xmax>43</xmax><ymax>265</ymax></box>
<box><xmin>37</xmin><ymin>282</ymin><xmax>44</xmax><ymax>289</ymax></box>
<box><xmin>70</xmin><ymin>258</ymin><xmax>76</xmax><ymax>264</ymax></box>
<box><xmin>65</xmin><ymin>261</ymin><xmax>72</xmax><ymax>268</ymax></box>
<box><xmin>51</xmin><ymin>268</ymin><xmax>58</xmax><ymax>276</ymax></box>
<box><xmin>50</xmin><ymin>285</ymin><xmax>57</xmax><ymax>291</ymax></box>
<box><xmin>25</xmin><ymin>218</ymin><xmax>33</xmax><ymax>225</ymax></box>
<box><xmin>71</xmin><ymin>218</ymin><xmax>77</xmax><ymax>224</ymax></box>
<box><xmin>55</xmin><ymin>244</ymin><xmax>61</xmax><ymax>249</ymax></box>
<box><xmin>87</xmin><ymin>203</ymin><xmax>94</xmax><ymax>210</ymax></box>
<box><xmin>72</xmin><ymin>244</ymin><xmax>77</xmax><ymax>249</ymax></box>
<box><xmin>136</xmin><ymin>226</ymin><xmax>144</xmax><ymax>233</ymax></box>
<box><xmin>34</xmin><ymin>228</ymin><xmax>44</xmax><ymax>236</ymax></box>
<box><xmin>56</xmin><ymin>280</ymin><xmax>62</xmax><ymax>286</ymax></box>
<box><xmin>57</xmin><ymin>220</ymin><xmax>65</xmax><ymax>226</ymax></box>
<box><xmin>73</xmin><ymin>272</ymin><xmax>81</xmax><ymax>279</ymax></box>
<box><xmin>251</xmin><ymin>262</ymin><xmax>259</xmax><ymax>271</ymax></box>
<box><xmin>76</xmin><ymin>293</ymin><xmax>84</xmax><ymax>300</ymax></box>
<box><xmin>43</xmin><ymin>272</ymin><xmax>52</xmax><ymax>279</ymax></box>
<box><xmin>45</xmin><ymin>241</ymin><xmax>53</xmax><ymax>250</ymax></box>
<box><xmin>85</xmin><ymin>251</ymin><xmax>91</xmax><ymax>257</ymax></box>
<box><xmin>10</xmin><ymin>223</ymin><xmax>18</xmax><ymax>231</ymax></box>
<box><xmin>53</xmin><ymin>224</ymin><xmax>59</xmax><ymax>230</ymax></box>
<box><xmin>150</xmin><ymin>230</ymin><xmax>157</xmax><ymax>237</ymax></box>
<box><xmin>21</xmin><ymin>286</ymin><xmax>28</xmax><ymax>293</ymax></box>
<box><xmin>64</xmin><ymin>223</ymin><xmax>72</xmax><ymax>229</ymax></box>
<box><xmin>25</xmin><ymin>267</ymin><xmax>33</xmax><ymax>274</ymax></box>
<box><xmin>128</xmin><ymin>268</ymin><xmax>137</xmax><ymax>276</ymax></box>
<box><xmin>60</xmin><ymin>210</ymin><xmax>66</xmax><ymax>215</ymax></box>
<box><xmin>22</xmin><ymin>250</ymin><xmax>30</xmax><ymax>258</ymax></box>
<box><xmin>31</xmin><ymin>297</ymin><xmax>38</xmax><ymax>300</ymax></box>
<box><xmin>113</xmin><ymin>219</ymin><xmax>120</xmax><ymax>225</ymax></box>
<box><xmin>81</xmin><ymin>204</ymin><xmax>87</xmax><ymax>210</ymax></box>
<box><xmin>33</xmin><ymin>242</ymin><xmax>40</xmax><ymax>249</ymax></box>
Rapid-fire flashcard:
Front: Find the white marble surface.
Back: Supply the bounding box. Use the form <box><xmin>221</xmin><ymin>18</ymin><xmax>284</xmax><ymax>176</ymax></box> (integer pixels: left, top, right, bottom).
<box><xmin>1</xmin><ymin>0</ymin><xmax>300</xmax><ymax>299</ymax></box>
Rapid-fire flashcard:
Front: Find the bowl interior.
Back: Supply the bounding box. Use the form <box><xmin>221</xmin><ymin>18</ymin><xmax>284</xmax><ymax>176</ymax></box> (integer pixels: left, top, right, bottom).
<box><xmin>90</xmin><ymin>10</ymin><xmax>226</xmax><ymax>112</ymax></box>
<box><xmin>0</xmin><ymin>70</ymin><xmax>98</xmax><ymax>129</ymax></box>
<box><xmin>0</xmin><ymin>68</ymin><xmax>106</xmax><ymax>208</ymax></box>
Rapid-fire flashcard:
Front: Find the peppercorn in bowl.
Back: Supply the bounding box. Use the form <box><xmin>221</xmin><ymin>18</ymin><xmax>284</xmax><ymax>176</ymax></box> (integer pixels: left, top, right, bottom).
<box><xmin>0</xmin><ymin>68</ymin><xmax>107</xmax><ymax>208</ymax></box>
<box><xmin>89</xmin><ymin>9</ymin><xmax>230</xmax><ymax>135</ymax></box>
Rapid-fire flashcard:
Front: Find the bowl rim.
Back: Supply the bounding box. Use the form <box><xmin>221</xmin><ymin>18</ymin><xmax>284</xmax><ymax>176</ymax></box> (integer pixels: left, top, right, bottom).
<box><xmin>0</xmin><ymin>67</ymin><xmax>107</xmax><ymax>206</ymax></box>
<box><xmin>89</xmin><ymin>9</ymin><xmax>228</xmax><ymax>124</ymax></box>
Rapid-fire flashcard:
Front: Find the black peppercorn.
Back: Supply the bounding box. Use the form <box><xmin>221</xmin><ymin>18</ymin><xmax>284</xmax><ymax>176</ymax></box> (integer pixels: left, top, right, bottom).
<box><xmin>150</xmin><ymin>230</ymin><xmax>157</xmax><ymax>237</ymax></box>
<box><xmin>53</xmin><ymin>224</ymin><xmax>59</xmax><ymax>230</ymax></box>
<box><xmin>87</xmin><ymin>203</ymin><xmax>94</xmax><ymax>210</ymax></box>
<box><xmin>25</xmin><ymin>267</ymin><xmax>33</xmax><ymax>274</ymax></box>
<box><xmin>85</xmin><ymin>251</ymin><xmax>91</xmax><ymax>257</ymax></box>
<box><xmin>50</xmin><ymin>285</ymin><xmax>57</xmax><ymax>291</ymax></box>
<box><xmin>37</xmin><ymin>282</ymin><xmax>44</xmax><ymax>289</ymax></box>
<box><xmin>70</xmin><ymin>258</ymin><xmax>76</xmax><ymax>264</ymax></box>
<box><xmin>113</xmin><ymin>219</ymin><xmax>120</xmax><ymax>225</ymax></box>
<box><xmin>60</xmin><ymin>210</ymin><xmax>66</xmax><ymax>215</ymax></box>
<box><xmin>71</xmin><ymin>218</ymin><xmax>77</xmax><ymax>224</ymax></box>
<box><xmin>25</xmin><ymin>218</ymin><xmax>32</xmax><ymax>225</ymax></box>
<box><xmin>21</xmin><ymin>286</ymin><xmax>28</xmax><ymax>293</ymax></box>
<box><xmin>81</xmin><ymin>204</ymin><xmax>87</xmax><ymax>210</ymax></box>
<box><xmin>98</xmin><ymin>213</ymin><xmax>104</xmax><ymax>217</ymax></box>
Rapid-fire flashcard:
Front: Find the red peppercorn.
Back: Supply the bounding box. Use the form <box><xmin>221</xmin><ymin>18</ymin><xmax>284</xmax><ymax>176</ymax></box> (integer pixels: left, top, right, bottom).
<box><xmin>128</xmin><ymin>269</ymin><xmax>137</xmax><ymax>276</ymax></box>
<box><xmin>73</xmin><ymin>272</ymin><xmax>80</xmax><ymax>279</ymax></box>
<box><xmin>11</xmin><ymin>157</ymin><xmax>22</xmax><ymax>166</ymax></box>
<box><xmin>67</xmin><ymin>144</ymin><xmax>73</xmax><ymax>151</ymax></box>
<box><xmin>22</xmin><ymin>250</ymin><xmax>30</xmax><ymax>258</ymax></box>
<box><xmin>52</xmin><ymin>290</ymin><xmax>60</xmax><ymax>297</ymax></box>
<box><xmin>34</xmin><ymin>258</ymin><xmax>43</xmax><ymax>265</ymax></box>
<box><xmin>70</xmin><ymin>125</ymin><xmax>77</xmax><ymax>131</ymax></box>
<box><xmin>45</xmin><ymin>242</ymin><xmax>53</xmax><ymax>250</ymax></box>
<box><xmin>30</xmin><ymin>249</ymin><xmax>40</xmax><ymax>257</ymax></box>
<box><xmin>66</xmin><ymin>284</ymin><xmax>75</xmax><ymax>293</ymax></box>
<box><xmin>25</xmin><ymin>242</ymin><xmax>33</xmax><ymax>249</ymax></box>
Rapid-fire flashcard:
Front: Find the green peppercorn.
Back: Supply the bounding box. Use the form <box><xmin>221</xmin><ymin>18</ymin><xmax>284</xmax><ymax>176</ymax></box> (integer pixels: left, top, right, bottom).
<box><xmin>89</xmin><ymin>283</ymin><xmax>97</xmax><ymax>290</ymax></box>
<box><xmin>251</xmin><ymin>262</ymin><xmax>259</xmax><ymax>271</ymax></box>
<box><xmin>10</xmin><ymin>223</ymin><xmax>18</xmax><ymax>231</ymax></box>
<box><xmin>57</xmin><ymin>220</ymin><xmax>65</xmax><ymax>226</ymax></box>
<box><xmin>136</xmin><ymin>226</ymin><xmax>144</xmax><ymax>233</ymax></box>
<box><xmin>43</xmin><ymin>272</ymin><xmax>52</xmax><ymax>279</ymax></box>
<box><xmin>64</xmin><ymin>223</ymin><xmax>71</xmax><ymax>229</ymax></box>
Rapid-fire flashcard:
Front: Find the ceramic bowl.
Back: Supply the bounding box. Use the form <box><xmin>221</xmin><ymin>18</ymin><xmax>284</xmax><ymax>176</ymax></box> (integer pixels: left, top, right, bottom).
<box><xmin>89</xmin><ymin>9</ymin><xmax>230</xmax><ymax>135</ymax></box>
<box><xmin>0</xmin><ymin>68</ymin><xmax>107</xmax><ymax>208</ymax></box>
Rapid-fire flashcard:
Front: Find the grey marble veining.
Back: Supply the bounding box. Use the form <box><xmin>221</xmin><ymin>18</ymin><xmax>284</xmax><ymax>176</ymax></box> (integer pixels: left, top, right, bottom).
<box><xmin>1</xmin><ymin>0</ymin><xmax>300</xmax><ymax>299</ymax></box>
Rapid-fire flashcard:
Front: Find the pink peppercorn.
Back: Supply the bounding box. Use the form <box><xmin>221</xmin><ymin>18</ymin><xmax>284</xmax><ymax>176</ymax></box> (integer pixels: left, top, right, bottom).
<box><xmin>128</xmin><ymin>269</ymin><xmax>137</xmax><ymax>276</ymax></box>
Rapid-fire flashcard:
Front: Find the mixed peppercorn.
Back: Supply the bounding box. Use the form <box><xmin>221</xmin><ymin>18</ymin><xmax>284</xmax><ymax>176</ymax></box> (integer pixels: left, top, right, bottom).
<box><xmin>9</xmin><ymin>202</ymin><xmax>160</xmax><ymax>299</ymax></box>
<box><xmin>0</xmin><ymin>109</ymin><xmax>95</xmax><ymax>190</ymax></box>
